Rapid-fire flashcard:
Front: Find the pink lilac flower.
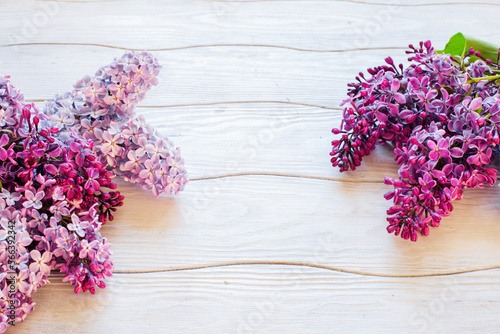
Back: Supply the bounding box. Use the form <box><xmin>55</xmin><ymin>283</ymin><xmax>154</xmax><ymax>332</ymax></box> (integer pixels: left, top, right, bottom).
<box><xmin>467</xmin><ymin>140</ymin><xmax>492</xmax><ymax>165</ymax></box>
<box><xmin>427</xmin><ymin>138</ymin><xmax>450</xmax><ymax>160</ymax></box>
<box><xmin>49</xmin><ymin>201</ymin><xmax>70</xmax><ymax>221</ymax></box>
<box><xmin>100</xmin><ymin>131</ymin><xmax>124</xmax><ymax>157</ymax></box>
<box><xmin>22</xmin><ymin>190</ymin><xmax>45</xmax><ymax>210</ymax></box>
<box><xmin>16</xmin><ymin>270</ymin><xmax>31</xmax><ymax>295</ymax></box>
<box><xmin>84</xmin><ymin>168</ymin><xmax>101</xmax><ymax>193</ymax></box>
<box><xmin>121</xmin><ymin>150</ymin><xmax>147</xmax><ymax>173</ymax></box>
<box><xmin>78</xmin><ymin>239</ymin><xmax>98</xmax><ymax>259</ymax></box>
<box><xmin>27</xmin><ymin>210</ymin><xmax>47</xmax><ymax>229</ymax></box>
<box><xmin>15</xmin><ymin>230</ymin><xmax>32</xmax><ymax>255</ymax></box>
<box><xmin>29</xmin><ymin>250</ymin><xmax>52</xmax><ymax>275</ymax></box>
<box><xmin>49</xmin><ymin>110</ymin><xmax>75</xmax><ymax>129</ymax></box>
<box><xmin>0</xmin><ymin>189</ymin><xmax>20</xmax><ymax>206</ymax></box>
<box><xmin>139</xmin><ymin>158</ymin><xmax>159</xmax><ymax>182</ymax></box>
<box><xmin>67</xmin><ymin>214</ymin><xmax>90</xmax><ymax>238</ymax></box>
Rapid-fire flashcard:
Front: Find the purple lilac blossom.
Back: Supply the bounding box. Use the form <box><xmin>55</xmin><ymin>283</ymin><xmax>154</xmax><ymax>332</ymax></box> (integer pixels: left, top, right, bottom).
<box><xmin>42</xmin><ymin>51</ymin><xmax>188</xmax><ymax>197</ymax></box>
<box><xmin>0</xmin><ymin>76</ymin><xmax>118</xmax><ymax>331</ymax></box>
<box><xmin>331</xmin><ymin>41</ymin><xmax>500</xmax><ymax>241</ymax></box>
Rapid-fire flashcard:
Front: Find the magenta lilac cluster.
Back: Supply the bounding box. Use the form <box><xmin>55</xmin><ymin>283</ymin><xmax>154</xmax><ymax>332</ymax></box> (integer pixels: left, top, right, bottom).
<box><xmin>0</xmin><ymin>75</ymin><xmax>117</xmax><ymax>332</ymax></box>
<box><xmin>43</xmin><ymin>51</ymin><xmax>188</xmax><ymax>199</ymax></box>
<box><xmin>331</xmin><ymin>41</ymin><xmax>500</xmax><ymax>241</ymax></box>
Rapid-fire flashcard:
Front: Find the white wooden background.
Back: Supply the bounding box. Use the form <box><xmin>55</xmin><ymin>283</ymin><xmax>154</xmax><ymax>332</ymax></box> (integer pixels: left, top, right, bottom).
<box><xmin>2</xmin><ymin>0</ymin><xmax>500</xmax><ymax>333</ymax></box>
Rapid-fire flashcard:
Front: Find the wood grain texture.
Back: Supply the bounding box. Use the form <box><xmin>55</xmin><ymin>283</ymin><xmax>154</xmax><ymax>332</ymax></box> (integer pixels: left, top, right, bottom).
<box><xmin>8</xmin><ymin>267</ymin><xmax>500</xmax><ymax>334</ymax></box>
<box><xmin>133</xmin><ymin>103</ymin><xmax>399</xmax><ymax>180</ymax></box>
<box><xmin>1</xmin><ymin>0</ymin><xmax>500</xmax><ymax>333</ymax></box>
<box><xmin>104</xmin><ymin>177</ymin><xmax>500</xmax><ymax>276</ymax></box>
<box><xmin>1</xmin><ymin>45</ymin><xmax>407</xmax><ymax>106</ymax></box>
<box><xmin>0</xmin><ymin>0</ymin><xmax>498</xmax><ymax>51</ymax></box>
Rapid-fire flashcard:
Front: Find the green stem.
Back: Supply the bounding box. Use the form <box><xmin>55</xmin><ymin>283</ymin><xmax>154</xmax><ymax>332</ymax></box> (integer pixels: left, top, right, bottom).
<box><xmin>460</xmin><ymin>48</ymin><xmax>466</xmax><ymax>72</ymax></box>
<box><xmin>467</xmin><ymin>74</ymin><xmax>500</xmax><ymax>83</ymax></box>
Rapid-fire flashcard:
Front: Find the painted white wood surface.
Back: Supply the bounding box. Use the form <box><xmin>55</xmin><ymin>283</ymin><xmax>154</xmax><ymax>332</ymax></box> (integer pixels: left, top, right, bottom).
<box><xmin>1</xmin><ymin>0</ymin><xmax>500</xmax><ymax>333</ymax></box>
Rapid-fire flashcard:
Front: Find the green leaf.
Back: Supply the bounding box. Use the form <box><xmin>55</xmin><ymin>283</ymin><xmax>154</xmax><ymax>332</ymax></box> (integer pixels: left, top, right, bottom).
<box><xmin>437</xmin><ymin>32</ymin><xmax>500</xmax><ymax>63</ymax></box>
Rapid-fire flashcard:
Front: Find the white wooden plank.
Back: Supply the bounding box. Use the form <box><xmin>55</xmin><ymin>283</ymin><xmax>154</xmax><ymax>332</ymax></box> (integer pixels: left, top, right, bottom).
<box><xmin>8</xmin><ymin>266</ymin><xmax>500</xmax><ymax>334</ymax></box>
<box><xmin>133</xmin><ymin>103</ymin><xmax>399</xmax><ymax>180</ymax></box>
<box><xmin>223</xmin><ymin>0</ymin><xmax>500</xmax><ymax>4</ymax></box>
<box><xmin>0</xmin><ymin>45</ymin><xmax>408</xmax><ymax>106</ymax></box>
<box><xmin>0</xmin><ymin>0</ymin><xmax>499</xmax><ymax>52</ymax></box>
<box><xmin>100</xmin><ymin>176</ymin><xmax>500</xmax><ymax>276</ymax></box>
<box><xmin>139</xmin><ymin>101</ymin><xmax>500</xmax><ymax>181</ymax></box>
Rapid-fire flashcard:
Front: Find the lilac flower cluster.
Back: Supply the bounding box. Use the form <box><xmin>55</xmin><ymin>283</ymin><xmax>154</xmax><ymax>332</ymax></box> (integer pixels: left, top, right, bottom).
<box><xmin>331</xmin><ymin>41</ymin><xmax>500</xmax><ymax>241</ymax></box>
<box><xmin>43</xmin><ymin>51</ymin><xmax>188</xmax><ymax>199</ymax></box>
<box><xmin>0</xmin><ymin>76</ymin><xmax>118</xmax><ymax>332</ymax></box>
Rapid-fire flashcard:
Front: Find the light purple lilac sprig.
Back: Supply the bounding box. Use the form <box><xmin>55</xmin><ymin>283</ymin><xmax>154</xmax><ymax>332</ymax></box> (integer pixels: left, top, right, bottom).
<box><xmin>43</xmin><ymin>51</ymin><xmax>188</xmax><ymax>197</ymax></box>
<box><xmin>331</xmin><ymin>41</ymin><xmax>500</xmax><ymax>241</ymax></box>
